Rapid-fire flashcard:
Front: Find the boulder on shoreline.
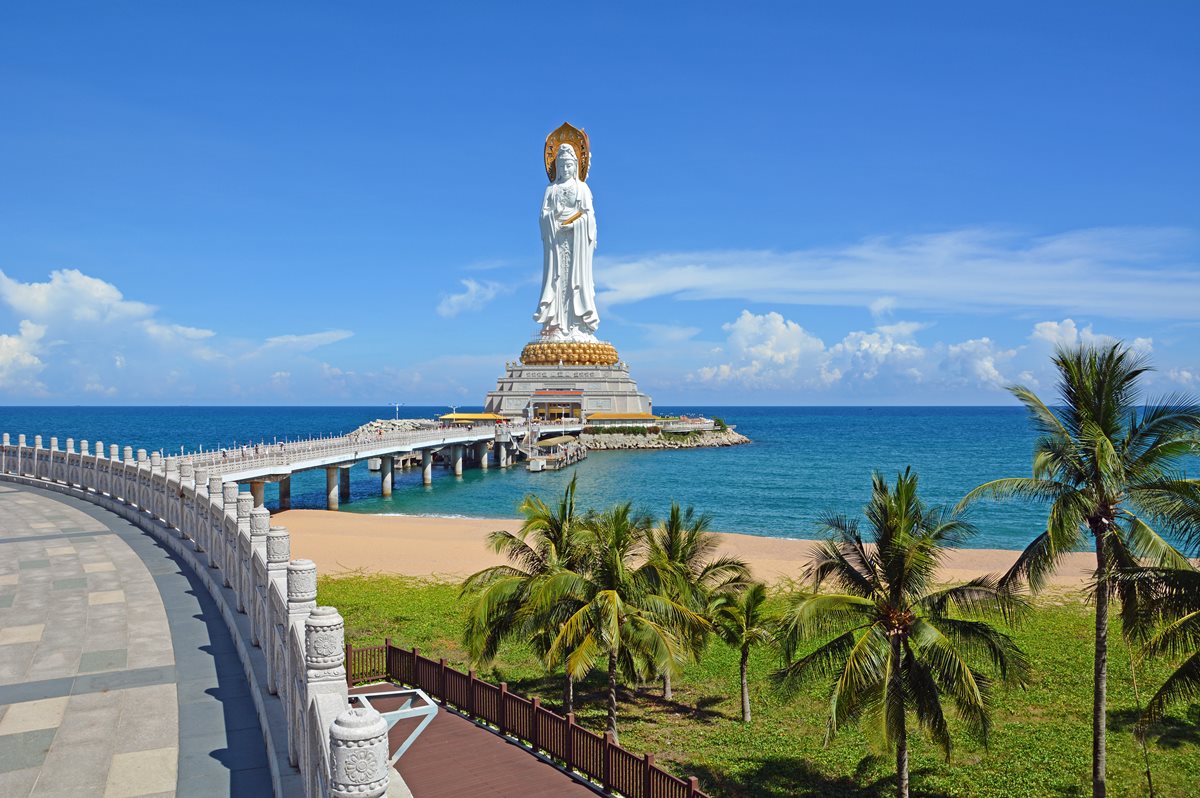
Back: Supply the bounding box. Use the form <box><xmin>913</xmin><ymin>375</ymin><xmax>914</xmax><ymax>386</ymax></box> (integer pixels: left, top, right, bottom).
<box><xmin>579</xmin><ymin>427</ymin><xmax>751</xmax><ymax>451</ymax></box>
<box><xmin>350</xmin><ymin>418</ymin><xmax>440</xmax><ymax>440</ymax></box>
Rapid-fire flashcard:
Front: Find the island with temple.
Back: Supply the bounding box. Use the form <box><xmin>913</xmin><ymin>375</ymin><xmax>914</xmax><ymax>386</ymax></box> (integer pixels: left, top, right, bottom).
<box><xmin>481</xmin><ymin>122</ymin><xmax>749</xmax><ymax>451</ymax></box>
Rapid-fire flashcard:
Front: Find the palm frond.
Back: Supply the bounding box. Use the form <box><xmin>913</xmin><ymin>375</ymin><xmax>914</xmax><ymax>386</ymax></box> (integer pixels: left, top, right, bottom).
<box><xmin>1144</xmin><ymin>650</ymin><xmax>1200</xmax><ymax>721</ymax></box>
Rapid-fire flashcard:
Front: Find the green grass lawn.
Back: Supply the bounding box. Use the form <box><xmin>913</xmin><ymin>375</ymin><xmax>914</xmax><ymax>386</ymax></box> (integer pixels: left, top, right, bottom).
<box><xmin>319</xmin><ymin>574</ymin><xmax>1200</xmax><ymax>798</ymax></box>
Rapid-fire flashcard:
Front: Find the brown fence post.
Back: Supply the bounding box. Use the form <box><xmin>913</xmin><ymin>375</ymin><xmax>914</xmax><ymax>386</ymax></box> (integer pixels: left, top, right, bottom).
<box><xmin>411</xmin><ymin>647</ymin><xmax>419</xmax><ymax>686</ymax></box>
<box><xmin>438</xmin><ymin>658</ymin><xmax>448</xmax><ymax>705</ymax></box>
<box><xmin>530</xmin><ymin>698</ymin><xmax>541</xmax><ymax>751</ymax></box>
<box><xmin>344</xmin><ymin>643</ymin><xmax>353</xmax><ymax>688</ymax></box>
<box><xmin>499</xmin><ymin>682</ymin><xmax>508</xmax><ymax>735</ymax></box>
<box><xmin>565</xmin><ymin>712</ymin><xmax>576</xmax><ymax>772</ymax></box>
<box><xmin>603</xmin><ymin>731</ymin><xmax>616</xmax><ymax>793</ymax></box>
<box><xmin>688</xmin><ymin>776</ymin><xmax>700</xmax><ymax>797</ymax></box>
<box><xmin>468</xmin><ymin>669</ymin><xmax>477</xmax><ymax>717</ymax></box>
<box><xmin>644</xmin><ymin>753</ymin><xmax>655</xmax><ymax>797</ymax></box>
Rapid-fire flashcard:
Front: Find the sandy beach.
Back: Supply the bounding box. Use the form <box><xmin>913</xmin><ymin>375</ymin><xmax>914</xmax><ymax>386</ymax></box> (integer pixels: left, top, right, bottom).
<box><xmin>274</xmin><ymin>509</ymin><xmax>1098</xmax><ymax>591</ymax></box>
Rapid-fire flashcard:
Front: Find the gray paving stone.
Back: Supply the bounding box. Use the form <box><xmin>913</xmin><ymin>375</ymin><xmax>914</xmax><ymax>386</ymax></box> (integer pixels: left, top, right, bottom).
<box><xmin>3</xmin><ymin>483</ymin><xmax>271</xmax><ymax>798</ymax></box>
<box><xmin>0</xmin><ymin>595</ymin><xmax>13</xmax><ymax>609</ymax></box>
<box><xmin>78</xmin><ymin>648</ymin><xmax>128</xmax><ymax>673</ymax></box>
<box><xmin>0</xmin><ymin>675</ymin><xmax>75</xmax><ymax>705</ymax></box>
<box><xmin>0</xmin><ymin>764</ymin><xmax>40</xmax><ymax>796</ymax></box>
<box><xmin>51</xmin><ymin>576</ymin><xmax>88</xmax><ymax>590</ymax></box>
<box><xmin>31</xmin><ymin>739</ymin><xmax>111</xmax><ymax>796</ymax></box>
<box><xmin>17</xmin><ymin>560</ymin><xmax>49</xmax><ymax>570</ymax></box>
<box><xmin>73</xmin><ymin>664</ymin><xmax>176</xmax><ymax>695</ymax></box>
<box><xmin>0</xmin><ymin>728</ymin><xmax>55</xmax><ymax>773</ymax></box>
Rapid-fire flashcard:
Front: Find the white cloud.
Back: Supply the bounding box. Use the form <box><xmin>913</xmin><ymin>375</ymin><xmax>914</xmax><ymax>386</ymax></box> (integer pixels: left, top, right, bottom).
<box><xmin>694</xmin><ymin>310</ymin><xmax>1018</xmax><ymax>393</ymax></box>
<box><xmin>0</xmin><ymin>269</ymin><xmax>153</xmax><ymax>323</ymax></box>
<box><xmin>597</xmin><ymin>227</ymin><xmax>1200</xmax><ymax>321</ymax></box>
<box><xmin>258</xmin><ymin>330</ymin><xmax>353</xmax><ymax>352</ymax></box>
<box><xmin>691</xmin><ymin>310</ymin><xmax>1175</xmax><ymax>398</ymax></box>
<box><xmin>142</xmin><ymin>320</ymin><xmax>215</xmax><ymax>342</ymax></box>
<box><xmin>875</xmin><ymin>321</ymin><xmax>930</xmax><ymax>339</ymax></box>
<box><xmin>83</xmin><ymin>381</ymin><xmax>117</xmax><ymax>396</ymax></box>
<box><xmin>944</xmin><ymin>338</ymin><xmax>1015</xmax><ymax>387</ymax></box>
<box><xmin>0</xmin><ymin>320</ymin><xmax>47</xmax><ymax>394</ymax></box>
<box><xmin>869</xmin><ymin>296</ymin><xmax>898</xmax><ymax>318</ymax></box>
<box><xmin>1031</xmin><ymin>318</ymin><xmax>1153</xmax><ymax>353</ymax></box>
<box><xmin>437</xmin><ymin>279</ymin><xmax>507</xmax><ymax>318</ymax></box>
<box><xmin>1168</xmin><ymin>368</ymin><xmax>1197</xmax><ymax>386</ymax></box>
<box><xmin>0</xmin><ymin>268</ymin><xmax>363</xmax><ymax>400</ymax></box>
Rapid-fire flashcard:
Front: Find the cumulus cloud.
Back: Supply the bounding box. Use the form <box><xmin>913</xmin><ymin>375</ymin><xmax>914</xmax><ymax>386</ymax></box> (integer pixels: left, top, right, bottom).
<box><xmin>0</xmin><ymin>320</ymin><xmax>47</xmax><ymax>393</ymax></box>
<box><xmin>694</xmin><ymin>311</ymin><xmax>1020</xmax><ymax>394</ymax></box>
<box><xmin>436</xmin><ymin>279</ymin><xmax>507</xmax><ymax>318</ymax></box>
<box><xmin>1168</xmin><ymin>368</ymin><xmax>1197</xmax><ymax>386</ymax></box>
<box><xmin>0</xmin><ymin>268</ymin><xmax>357</xmax><ymax>400</ymax></box>
<box><xmin>0</xmin><ymin>268</ymin><xmax>153</xmax><ymax>323</ymax></box>
<box><xmin>1031</xmin><ymin>318</ymin><xmax>1152</xmax><ymax>353</ymax></box>
<box><xmin>597</xmin><ymin>227</ymin><xmax>1200</xmax><ymax>321</ymax></box>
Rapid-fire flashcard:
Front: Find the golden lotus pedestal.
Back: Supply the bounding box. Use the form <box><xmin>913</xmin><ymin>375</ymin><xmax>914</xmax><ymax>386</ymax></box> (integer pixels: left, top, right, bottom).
<box><xmin>519</xmin><ymin>341</ymin><xmax>619</xmax><ymax>366</ymax></box>
<box><xmin>483</xmin><ymin>340</ymin><xmax>653</xmax><ymax>419</ymax></box>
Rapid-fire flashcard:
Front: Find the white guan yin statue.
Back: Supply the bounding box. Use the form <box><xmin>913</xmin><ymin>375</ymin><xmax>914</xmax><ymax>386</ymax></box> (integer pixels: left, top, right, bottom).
<box><xmin>534</xmin><ymin>124</ymin><xmax>600</xmax><ymax>342</ymax></box>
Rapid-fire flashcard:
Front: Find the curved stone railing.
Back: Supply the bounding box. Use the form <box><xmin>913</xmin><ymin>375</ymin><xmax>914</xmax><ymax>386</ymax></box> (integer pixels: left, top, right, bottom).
<box><xmin>0</xmin><ymin>433</ymin><xmax>401</xmax><ymax>798</ymax></box>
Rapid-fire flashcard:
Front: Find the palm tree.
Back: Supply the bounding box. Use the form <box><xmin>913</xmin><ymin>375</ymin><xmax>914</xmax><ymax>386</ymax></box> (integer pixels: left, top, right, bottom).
<box><xmin>540</xmin><ymin>502</ymin><xmax>708</xmax><ymax>742</ymax></box>
<box><xmin>960</xmin><ymin>343</ymin><xmax>1200</xmax><ymax>798</ymax></box>
<box><xmin>461</xmin><ymin>474</ymin><xmax>590</xmax><ymax>713</ymax></box>
<box><xmin>711</xmin><ymin>581</ymin><xmax>773</xmax><ymax>722</ymax></box>
<box><xmin>777</xmin><ymin>469</ymin><xmax>1030</xmax><ymax>798</ymax></box>
<box><xmin>645</xmin><ymin>502</ymin><xmax>750</xmax><ymax>699</ymax></box>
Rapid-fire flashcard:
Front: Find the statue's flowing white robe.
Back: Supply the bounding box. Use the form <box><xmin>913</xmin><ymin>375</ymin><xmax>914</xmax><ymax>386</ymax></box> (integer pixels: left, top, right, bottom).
<box><xmin>535</xmin><ymin>176</ymin><xmax>599</xmax><ymax>339</ymax></box>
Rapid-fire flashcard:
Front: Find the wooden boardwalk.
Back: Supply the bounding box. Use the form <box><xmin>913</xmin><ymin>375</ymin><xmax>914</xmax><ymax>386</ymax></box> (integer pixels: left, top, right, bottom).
<box><xmin>352</xmin><ymin>684</ymin><xmax>597</xmax><ymax>797</ymax></box>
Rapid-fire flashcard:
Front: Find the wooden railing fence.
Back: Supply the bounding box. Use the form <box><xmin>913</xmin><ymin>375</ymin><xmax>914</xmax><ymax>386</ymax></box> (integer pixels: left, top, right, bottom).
<box><xmin>346</xmin><ymin>640</ymin><xmax>710</xmax><ymax>798</ymax></box>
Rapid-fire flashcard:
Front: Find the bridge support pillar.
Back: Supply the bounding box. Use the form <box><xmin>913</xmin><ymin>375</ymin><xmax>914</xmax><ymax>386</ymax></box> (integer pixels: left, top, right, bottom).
<box><xmin>452</xmin><ymin>445</ymin><xmax>464</xmax><ymax>477</ymax></box>
<box><xmin>380</xmin><ymin>455</ymin><xmax>394</xmax><ymax>497</ymax></box>
<box><xmin>498</xmin><ymin>444</ymin><xmax>509</xmax><ymax>468</ymax></box>
<box><xmin>326</xmin><ymin>467</ymin><xmax>339</xmax><ymax>511</ymax></box>
<box><xmin>278</xmin><ymin>476</ymin><xmax>291</xmax><ymax>510</ymax></box>
<box><xmin>339</xmin><ymin>466</ymin><xmax>351</xmax><ymax>502</ymax></box>
<box><xmin>476</xmin><ymin>441</ymin><xmax>490</xmax><ymax>470</ymax></box>
<box><xmin>421</xmin><ymin>450</ymin><xmax>433</xmax><ymax>486</ymax></box>
<box><xmin>250</xmin><ymin>480</ymin><xmax>266</xmax><ymax>509</ymax></box>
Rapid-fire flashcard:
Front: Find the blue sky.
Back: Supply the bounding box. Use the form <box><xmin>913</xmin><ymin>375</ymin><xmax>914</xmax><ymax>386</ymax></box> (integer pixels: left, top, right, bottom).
<box><xmin>1</xmin><ymin>2</ymin><xmax>1197</xmax><ymax>405</ymax></box>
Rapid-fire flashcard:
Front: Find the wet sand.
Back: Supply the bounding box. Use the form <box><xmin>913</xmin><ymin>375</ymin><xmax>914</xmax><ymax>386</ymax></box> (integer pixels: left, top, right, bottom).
<box><xmin>274</xmin><ymin>509</ymin><xmax>1098</xmax><ymax>591</ymax></box>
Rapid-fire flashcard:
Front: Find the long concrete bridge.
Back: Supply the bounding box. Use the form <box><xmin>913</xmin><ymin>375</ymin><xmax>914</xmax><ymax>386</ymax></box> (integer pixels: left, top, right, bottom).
<box><xmin>188</xmin><ymin>421</ymin><xmax>583</xmax><ymax>510</ymax></box>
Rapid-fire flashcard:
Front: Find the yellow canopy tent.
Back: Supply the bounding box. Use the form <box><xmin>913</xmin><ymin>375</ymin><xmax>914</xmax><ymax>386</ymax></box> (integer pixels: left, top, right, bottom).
<box><xmin>438</xmin><ymin>412</ymin><xmax>506</xmax><ymax>425</ymax></box>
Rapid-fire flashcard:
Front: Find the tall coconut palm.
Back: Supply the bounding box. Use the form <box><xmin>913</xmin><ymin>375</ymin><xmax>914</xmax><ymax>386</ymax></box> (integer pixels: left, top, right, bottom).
<box><xmin>540</xmin><ymin>502</ymin><xmax>708</xmax><ymax>742</ymax></box>
<box><xmin>460</xmin><ymin>474</ymin><xmax>590</xmax><ymax>713</ymax></box>
<box><xmin>777</xmin><ymin>469</ymin><xmax>1030</xmax><ymax>798</ymax></box>
<box><xmin>960</xmin><ymin>343</ymin><xmax>1200</xmax><ymax>798</ymax></box>
<box><xmin>645</xmin><ymin>502</ymin><xmax>751</xmax><ymax>699</ymax></box>
<box><xmin>711</xmin><ymin>581</ymin><xmax>773</xmax><ymax>722</ymax></box>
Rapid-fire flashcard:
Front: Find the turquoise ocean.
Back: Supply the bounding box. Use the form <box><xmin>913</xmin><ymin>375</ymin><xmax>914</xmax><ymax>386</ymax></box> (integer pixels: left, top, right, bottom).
<box><xmin>0</xmin><ymin>406</ymin><xmax>1050</xmax><ymax>550</ymax></box>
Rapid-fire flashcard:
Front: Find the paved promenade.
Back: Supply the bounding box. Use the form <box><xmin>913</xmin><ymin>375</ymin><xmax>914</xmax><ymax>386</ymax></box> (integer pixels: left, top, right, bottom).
<box><xmin>0</xmin><ymin>484</ymin><xmax>270</xmax><ymax>797</ymax></box>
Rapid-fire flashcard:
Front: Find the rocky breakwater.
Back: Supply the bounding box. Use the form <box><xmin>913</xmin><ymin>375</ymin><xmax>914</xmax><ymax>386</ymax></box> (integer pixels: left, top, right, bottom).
<box><xmin>350</xmin><ymin>418</ymin><xmax>441</xmax><ymax>440</ymax></box>
<box><xmin>580</xmin><ymin>427</ymin><xmax>750</xmax><ymax>451</ymax></box>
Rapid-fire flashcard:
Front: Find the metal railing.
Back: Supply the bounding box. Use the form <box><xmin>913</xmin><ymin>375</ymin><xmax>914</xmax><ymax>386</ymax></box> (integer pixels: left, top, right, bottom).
<box><xmin>346</xmin><ymin>641</ymin><xmax>711</xmax><ymax>798</ymax></box>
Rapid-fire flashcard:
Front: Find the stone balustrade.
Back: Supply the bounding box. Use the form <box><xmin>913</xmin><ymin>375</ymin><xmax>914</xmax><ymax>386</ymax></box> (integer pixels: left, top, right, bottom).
<box><xmin>0</xmin><ymin>432</ymin><xmax>396</xmax><ymax>798</ymax></box>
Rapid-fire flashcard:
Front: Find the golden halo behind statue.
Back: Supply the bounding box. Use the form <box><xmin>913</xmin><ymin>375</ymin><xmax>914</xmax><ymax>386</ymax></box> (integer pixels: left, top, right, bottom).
<box><xmin>544</xmin><ymin>122</ymin><xmax>590</xmax><ymax>183</ymax></box>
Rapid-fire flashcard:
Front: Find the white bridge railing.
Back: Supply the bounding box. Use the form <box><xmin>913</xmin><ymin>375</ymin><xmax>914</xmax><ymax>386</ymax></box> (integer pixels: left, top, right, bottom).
<box><xmin>182</xmin><ymin>421</ymin><xmax>583</xmax><ymax>481</ymax></box>
<box><xmin>0</xmin><ymin>432</ymin><xmax>416</xmax><ymax>798</ymax></box>
<box><xmin>190</xmin><ymin>424</ymin><xmax>525</xmax><ymax>475</ymax></box>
